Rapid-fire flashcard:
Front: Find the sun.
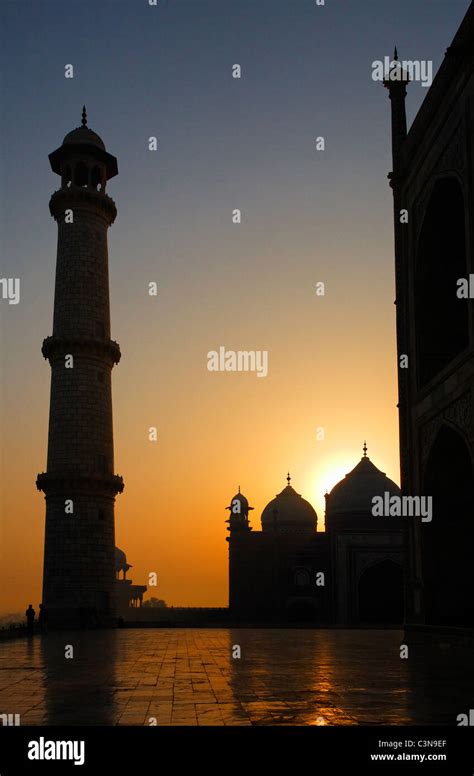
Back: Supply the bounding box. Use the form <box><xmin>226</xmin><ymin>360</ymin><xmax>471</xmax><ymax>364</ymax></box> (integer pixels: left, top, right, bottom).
<box><xmin>302</xmin><ymin>455</ymin><xmax>356</xmax><ymax>530</ymax></box>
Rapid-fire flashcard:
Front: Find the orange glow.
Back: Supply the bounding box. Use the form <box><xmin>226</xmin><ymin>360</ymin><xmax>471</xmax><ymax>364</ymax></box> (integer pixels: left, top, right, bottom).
<box><xmin>0</xmin><ymin>300</ymin><xmax>401</xmax><ymax>614</ymax></box>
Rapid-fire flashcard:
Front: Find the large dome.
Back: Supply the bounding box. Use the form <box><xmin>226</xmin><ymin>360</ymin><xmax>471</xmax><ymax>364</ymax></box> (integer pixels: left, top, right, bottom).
<box><xmin>261</xmin><ymin>477</ymin><xmax>317</xmax><ymax>532</ymax></box>
<box><xmin>327</xmin><ymin>452</ymin><xmax>400</xmax><ymax>514</ymax></box>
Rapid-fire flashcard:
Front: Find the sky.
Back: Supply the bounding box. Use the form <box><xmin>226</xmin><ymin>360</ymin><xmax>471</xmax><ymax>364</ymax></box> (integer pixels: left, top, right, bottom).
<box><xmin>0</xmin><ymin>0</ymin><xmax>470</xmax><ymax>614</ymax></box>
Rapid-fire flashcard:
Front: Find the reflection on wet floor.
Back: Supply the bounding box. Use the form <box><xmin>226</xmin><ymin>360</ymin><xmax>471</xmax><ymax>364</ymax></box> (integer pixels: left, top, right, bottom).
<box><xmin>0</xmin><ymin>629</ymin><xmax>472</xmax><ymax>726</ymax></box>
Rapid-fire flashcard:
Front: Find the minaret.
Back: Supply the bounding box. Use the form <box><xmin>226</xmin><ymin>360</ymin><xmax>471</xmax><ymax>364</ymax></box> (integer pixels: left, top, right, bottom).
<box><xmin>384</xmin><ymin>49</ymin><xmax>409</xmax><ymax>178</ymax></box>
<box><xmin>37</xmin><ymin>108</ymin><xmax>123</xmax><ymax>628</ymax></box>
<box><xmin>384</xmin><ymin>52</ymin><xmax>411</xmax><ymax>493</ymax></box>
<box><xmin>384</xmin><ymin>59</ymin><xmax>413</xmax><ymax>627</ymax></box>
<box><xmin>226</xmin><ymin>488</ymin><xmax>253</xmax><ymax>613</ymax></box>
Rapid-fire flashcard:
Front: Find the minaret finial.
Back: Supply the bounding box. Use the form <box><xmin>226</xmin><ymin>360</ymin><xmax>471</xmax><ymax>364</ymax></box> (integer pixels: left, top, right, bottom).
<box><xmin>81</xmin><ymin>105</ymin><xmax>87</xmax><ymax>127</ymax></box>
<box><xmin>363</xmin><ymin>441</ymin><xmax>368</xmax><ymax>457</ymax></box>
<box><xmin>287</xmin><ymin>472</ymin><xmax>291</xmax><ymax>486</ymax></box>
<box><xmin>238</xmin><ymin>485</ymin><xmax>240</xmax><ymax>494</ymax></box>
<box><xmin>394</xmin><ymin>46</ymin><xmax>398</xmax><ymax>62</ymax></box>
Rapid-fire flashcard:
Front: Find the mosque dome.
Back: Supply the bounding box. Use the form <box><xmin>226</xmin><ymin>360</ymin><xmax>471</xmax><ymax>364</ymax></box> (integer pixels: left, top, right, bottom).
<box><xmin>326</xmin><ymin>444</ymin><xmax>400</xmax><ymax>514</ymax></box>
<box><xmin>261</xmin><ymin>474</ymin><xmax>317</xmax><ymax>532</ymax></box>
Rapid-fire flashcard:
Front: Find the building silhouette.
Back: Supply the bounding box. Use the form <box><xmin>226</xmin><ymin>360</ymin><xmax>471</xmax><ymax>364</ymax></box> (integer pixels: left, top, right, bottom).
<box><xmin>226</xmin><ymin>446</ymin><xmax>404</xmax><ymax>624</ymax></box>
<box><xmin>115</xmin><ymin>547</ymin><xmax>147</xmax><ymax>613</ymax></box>
<box><xmin>37</xmin><ymin>109</ymin><xmax>123</xmax><ymax>628</ymax></box>
<box><xmin>385</xmin><ymin>4</ymin><xmax>474</xmax><ymax>631</ymax></box>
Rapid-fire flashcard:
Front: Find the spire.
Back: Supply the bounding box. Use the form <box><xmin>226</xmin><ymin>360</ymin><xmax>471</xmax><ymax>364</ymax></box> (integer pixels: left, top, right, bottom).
<box><xmin>383</xmin><ymin>45</ymin><xmax>409</xmax><ymax>184</ymax></box>
<box><xmin>363</xmin><ymin>441</ymin><xmax>368</xmax><ymax>457</ymax></box>
<box><xmin>81</xmin><ymin>105</ymin><xmax>87</xmax><ymax>127</ymax></box>
<box><xmin>287</xmin><ymin>472</ymin><xmax>291</xmax><ymax>486</ymax></box>
<box><xmin>238</xmin><ymin>485</ymin><xmax>240</xmax><ymax>494</ymax></box>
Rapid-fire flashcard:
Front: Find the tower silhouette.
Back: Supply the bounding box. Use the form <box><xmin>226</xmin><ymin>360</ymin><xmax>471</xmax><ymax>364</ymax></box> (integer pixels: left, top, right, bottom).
<box><xmin>37</xmin><ymin>108</ymin><xmax>123</xmax><ymax>627</ymax></box>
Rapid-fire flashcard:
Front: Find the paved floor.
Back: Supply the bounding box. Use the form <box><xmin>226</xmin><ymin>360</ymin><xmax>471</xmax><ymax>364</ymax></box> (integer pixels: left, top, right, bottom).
<box><xmin>0</xmin><ymin>629</ymin><xmax>472</xmax><ymax>726</ymax></box>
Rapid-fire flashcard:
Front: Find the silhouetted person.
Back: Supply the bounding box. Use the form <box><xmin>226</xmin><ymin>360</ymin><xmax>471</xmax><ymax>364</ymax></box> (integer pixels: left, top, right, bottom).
<box><xmin>25</xmin><ymin>604</ymin><xmax>35</xmax><ymax>636</ymax></box>
<box><xmin>38</xmin><ymin>603</ymin><xmax>48</xmax><ymax>633</ymax></box>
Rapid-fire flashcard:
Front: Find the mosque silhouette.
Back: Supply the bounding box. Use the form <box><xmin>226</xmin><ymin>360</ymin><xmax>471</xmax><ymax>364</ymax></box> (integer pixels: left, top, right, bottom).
<box><xmin>226</xmin><ymin>446</ymin><xmax>404</xmax><ymax>624</ymax></box>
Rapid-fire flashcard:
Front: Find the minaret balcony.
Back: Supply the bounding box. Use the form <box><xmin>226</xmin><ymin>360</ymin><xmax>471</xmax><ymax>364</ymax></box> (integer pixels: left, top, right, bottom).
<box><xmin>36</xmin><ymin>472</ymin><xmax>124</xmax><ymax>497</ymax></box>
<box><xmin>41</xmin><ymin>335</ymin><xmax>121</xmax><ymax>366</ymax></box>
<box><xmin>49</xmin><ymin>186</ymin><xmax>117</xmax><ymax>225</ymax></box>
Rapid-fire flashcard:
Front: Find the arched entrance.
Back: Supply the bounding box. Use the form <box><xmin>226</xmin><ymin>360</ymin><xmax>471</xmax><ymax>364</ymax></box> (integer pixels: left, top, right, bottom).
<box><xmin>358</xmin><ymin>560</ymin><xmax>403</xmax><ymax>623</ymax></box>
<box><xmin>415</xmin><ymin>177</ymin><xmax>468</xmax><ymax>388</ymax></box>
<box><xmin>422</xmin><ymin>425</ymin><xmax>474</xmax><ymax>626</ymax></box>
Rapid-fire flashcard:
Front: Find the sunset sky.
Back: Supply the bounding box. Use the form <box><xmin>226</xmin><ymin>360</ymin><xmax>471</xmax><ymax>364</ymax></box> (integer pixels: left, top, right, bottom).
<box><xmin>0</xmin><ymin>0</ymin><xmax>470</xmax><ymax>615</ymax></box>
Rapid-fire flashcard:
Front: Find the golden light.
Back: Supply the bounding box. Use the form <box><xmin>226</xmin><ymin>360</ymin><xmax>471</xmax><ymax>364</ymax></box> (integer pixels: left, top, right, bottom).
<box><xmin>303</xmin><ymin>454</ymin><xmax>358</xmax><ymax>531</ymax></box>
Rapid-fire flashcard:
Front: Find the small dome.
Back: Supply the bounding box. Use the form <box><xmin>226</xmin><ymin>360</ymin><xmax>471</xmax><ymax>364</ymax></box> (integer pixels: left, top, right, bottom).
<box><xmin>229</xmin><ymin>492</ymin><xmax>249</xmax><ymax>509</ymax></box>
<box><xmin>327</xmin><ymin>454</ymin><xmax>400</xmax><ymax>514</ymax></box>
<box><xmin>49</xmin><ymin>107</ymin><xmax>118</xmax><ymax>181</ymax></box>
<box><xmin>115</xmin><ymin>547</ymin><xmax>129</xmax><ymax>572</ymax></box>
<box><xmin>115</xmin><ymin>547</ymin><xmax>126</xmax><ymax>563</ymax></box>
<box><xmin>63</xmin><ymin>125</ymin><xmax>106</xmax><ymax>150</ymax></box>
<box><xmin>227</xmin><ymin>489</ymin><xmax>253</xmax><ymax>519</ymax></box>
<box><xmin>261</xmin><ymin>479</ymin><xmax>317</xmax><ymax>532</ymax></box>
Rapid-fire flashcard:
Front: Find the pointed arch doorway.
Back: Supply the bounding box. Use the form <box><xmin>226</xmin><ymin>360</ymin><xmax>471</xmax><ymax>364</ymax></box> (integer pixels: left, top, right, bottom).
<box><xmin>422</xmin><ymin>425</ymin><xmax>474</xmax><ymax>626</ymax></box>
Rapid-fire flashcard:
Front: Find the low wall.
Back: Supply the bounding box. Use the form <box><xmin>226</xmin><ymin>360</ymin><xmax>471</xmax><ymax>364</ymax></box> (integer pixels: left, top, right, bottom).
<box><xmin>0</xmin><ymin>625</ymin><xmax>32</xmax><ymax>641</ymax></box>
<box><xmin>122</xmin><ymin>607</ymin><xmax>229</xmax><ymax>625</ymax></box>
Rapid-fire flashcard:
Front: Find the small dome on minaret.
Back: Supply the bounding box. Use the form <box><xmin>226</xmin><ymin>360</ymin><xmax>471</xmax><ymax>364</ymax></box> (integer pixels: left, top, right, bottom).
<box><xmin>63</xmin><ymin>106</ymin><xmax>106</xmax><ymax>150</ymax></box>
<box><xmin>229</xmin><ymin>487</ymin><xmax>249</xmax><ymax>510</ymax></box>
<box><xmin>226</xmin><ymin>486</ymin><xmax>253</xmax><ymax>532</ymax></box>
<box><xmin>49</xmin><ymin>106</ymin><xmax>118</xmax><ymax>181</ymax></box>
